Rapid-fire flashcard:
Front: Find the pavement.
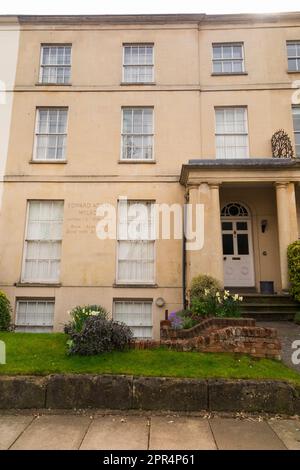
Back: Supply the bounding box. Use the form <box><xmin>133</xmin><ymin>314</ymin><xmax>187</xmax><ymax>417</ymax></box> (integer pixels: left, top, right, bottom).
<box><xmin>0</xmin><ymin>411</ymin><xmax>300</xmax><ymax>450</ymax></box>
<box><xmin>259</xmin><ymin>321</ymin><xmax>300</xmax><ymax>372</ymax></box>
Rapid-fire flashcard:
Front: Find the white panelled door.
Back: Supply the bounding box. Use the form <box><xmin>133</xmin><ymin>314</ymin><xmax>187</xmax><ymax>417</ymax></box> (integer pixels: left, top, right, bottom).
<box><xmin>221</xmin><ymin>203</ymin><xmax>255</xmax><ymax>287</ymax></box>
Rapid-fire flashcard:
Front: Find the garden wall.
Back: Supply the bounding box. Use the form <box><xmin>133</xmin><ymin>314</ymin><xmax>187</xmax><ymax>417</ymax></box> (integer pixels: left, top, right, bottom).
<box><xmin>0</xmin><ymin>375</ymin><xmax>299</xmax><ymax>415</ymax></box>
<box><xmin>132</xmin><ymin>318</ymin><xmax>281</xmax><ymax>360</ymax></box>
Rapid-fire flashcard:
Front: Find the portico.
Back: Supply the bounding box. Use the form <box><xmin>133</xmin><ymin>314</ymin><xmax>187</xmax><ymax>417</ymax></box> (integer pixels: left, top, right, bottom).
<box><xmin>180</xmin><ymin>159</ymin><xmax>300</xmax><ymax>295</ymax></box>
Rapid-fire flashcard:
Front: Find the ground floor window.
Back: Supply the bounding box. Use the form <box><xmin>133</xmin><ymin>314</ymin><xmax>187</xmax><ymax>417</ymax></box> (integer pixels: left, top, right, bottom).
<box><xmin>113</xmin><ymin>300</ymin><xmax>153</xmax><ymax>339</ymax></box>
<box><xmin>15</xmin><ymin>299</ymin><xmax>55</xmax><ymax>333</ymax></box>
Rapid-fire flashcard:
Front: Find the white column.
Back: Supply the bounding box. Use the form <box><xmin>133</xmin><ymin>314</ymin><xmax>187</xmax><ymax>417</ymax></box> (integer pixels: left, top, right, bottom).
<box><xmin>275</xmin><ymin>182</ymin><xmax>298</xmax><ymax>291</ymax></box>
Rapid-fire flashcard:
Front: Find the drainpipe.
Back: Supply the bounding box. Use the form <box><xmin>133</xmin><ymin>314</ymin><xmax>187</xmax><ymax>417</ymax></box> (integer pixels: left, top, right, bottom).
<box><xmin>182</xmin><ymin>190</ymin><xmax>189</xmax><ymax>310</ymax></box>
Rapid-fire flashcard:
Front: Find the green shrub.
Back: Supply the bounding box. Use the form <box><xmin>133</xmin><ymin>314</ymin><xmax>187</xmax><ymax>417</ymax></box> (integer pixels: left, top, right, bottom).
<box><xmin>288</xmin><ymin>241</ymin><xmax>300</xmax><ymax>302</ymax></box>
<box><xmin>191</xmin><ymin>290</ymin><xmax>242</xmax><ymax>319</ymax></box>
<box><xmin>64</xmin><ymin>304</ymin><xmax>108</xmax><ymax>334</ymax></box>
<box><xmin>190</xmin><ymin>275</ymin><xmax>221</xmax><ymax>301</ymax></box>
<box><xmin>0</xmin><ymin>291</ymin><xmax>12</xmax><ymax>331</ymax></box>
<box><xmin>294</xmin><ymin>312</ymin><xmax>300</xmax><ymax>325</ymax></box>
<box><xmin>181</xmin><ymin>316</ymin><xmax>198</xmax><ymax>329</ymax></box>
<box><xmin>66</xmin><ymin>316</ymin><xmax>133</xmax><ymax>355</ymax></box>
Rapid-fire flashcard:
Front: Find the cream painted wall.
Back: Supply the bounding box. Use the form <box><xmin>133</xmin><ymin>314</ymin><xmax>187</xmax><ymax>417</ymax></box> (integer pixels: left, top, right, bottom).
<box><xmin>0</xmin><ymin>21</ymin><xmax>19</xmax><ymax>212</ymax></box>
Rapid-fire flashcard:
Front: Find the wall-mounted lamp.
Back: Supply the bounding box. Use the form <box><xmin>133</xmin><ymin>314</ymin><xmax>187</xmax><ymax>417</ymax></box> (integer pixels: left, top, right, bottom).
<box><xmin>261</xmin><ymin>219</ymin><xmax>268</xmax><ymax>233</ymax></box>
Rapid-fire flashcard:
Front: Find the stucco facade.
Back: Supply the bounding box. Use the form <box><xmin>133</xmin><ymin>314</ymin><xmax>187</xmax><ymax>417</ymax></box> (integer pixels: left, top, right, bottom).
<box><xmin>0</xmin><ymin>13</ymin><xmax>299</xmax><ymax>337</ymax></box>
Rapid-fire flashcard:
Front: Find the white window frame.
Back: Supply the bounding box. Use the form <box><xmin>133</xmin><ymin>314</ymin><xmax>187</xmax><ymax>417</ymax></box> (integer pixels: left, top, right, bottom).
<box><xmin>116</xmin><ymin>200</ymin><xmax>156</xmax><ymax>285</ymax></box>
<box><xmin>21</xmin><ymin>200</ymin><xmax>64</xmax><ymax>284</ymax></box>
<box><xmin>121</xmin><ymin>107</ymin><xmax>154</xmax><ymax>161</ymax></box>
<box><xmin>292</xmin><ymin>106</ymin><xmax>300</xmax><ymax>157</ymax></box>
<box><xmin>287</xmin><ymin>41</ymin><xmax>300</xmax><ymax>72</ymax></box>
<box><xmin>15</xmin><ymin>299</ymin><xmax>55</xmax><ymax>333</ymax></box>
<box><xmin>212</xmin><ymin>43</ymin><xmax>245</xmax><ymax>74</ymax></box>
<box><xmin>33</xmin><ymin>107</ymin><xmax>68</xmax><ymax>162</ymax></box>
<box><xmin>122</xmin><ymin>43</ymin><xmax>154</xmax><ymax>84</ymax></box>
<box><xmin>39</xmin><ymin>44</ymin><xmax>72</xmax><ymax>84</ymax></box>
<box><xmin>113</xmin><ymin>299</ymin><xmax>153</xmax><ymax>339</ymax></box>
<box><xmin>215</xmin><ymin>106</ymin><xmax>249</xmax><ymax>159</ymax></box>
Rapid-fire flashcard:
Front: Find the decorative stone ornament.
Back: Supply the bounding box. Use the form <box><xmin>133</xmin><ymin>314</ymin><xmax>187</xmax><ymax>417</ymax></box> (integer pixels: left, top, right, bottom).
<box><xmin>271</xmin><ymin>129</ymin><xmax>294</xmax><ymax>159</ymax></box>
<box><xmin>155</xmin><ymin>297</ymin><xmax>165</xmax><ymax>308</ymax></box>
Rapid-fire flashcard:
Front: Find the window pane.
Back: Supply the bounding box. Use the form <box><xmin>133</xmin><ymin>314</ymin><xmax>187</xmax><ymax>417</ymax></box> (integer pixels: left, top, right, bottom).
<box><xmin>236</xmin><ymin>222</ymin><xmax>248</xmax><ymax>230</ymax></box>
<box><xmin>213</xmin><ymin>46</ymin><xmax>222</xmax><ymax>59</ymax></box>
<box><xmin>233</xmin><ymin>45</ymin><xmax>242</xmax><ymax>58</ymax></box>
<box><xmin>233</xmin><ymin>61</ymin><xmax>243</xmax><ymax>72</ymax></box>
<box><xmin>288</xmin><ymin>58</ymin><xmax>298</xmax><ymax>71</ymax></box>
<box><xmin>222</xmin><ymin>222</ymin><xmax>233</xmax><ymax>230</ymax></box>
<box><xmin>293</xmin><ymin>107</ymin><xmax>300</xmax><ymax>131</ymax></box>
<box><xmin>223</xmin><ymin>46</ymin><xmax>232</xmax><ymax>59</ymax></box>
<box><xmin>237</xmin><ymin>234</ymin><xmax>249</xmax><ymax>255</ymax></box>
<box><xmin>213</xmin><ymin>61</ymin><xmax>222</xmax><ymax>73</ymax></box>
<box><xmin>287</xmin><ymin>43</ymin><xmax>297</xmax><ymax>57</ymax></box>
<box><xmin>222</xmin><ymin>234</ymin><xmax>234</xmax><ymax>255</ymax></box>
<box><xmin>223</xmin><ymin>61</ymin><xmax>232</xmax><ymax>73</ymax></box>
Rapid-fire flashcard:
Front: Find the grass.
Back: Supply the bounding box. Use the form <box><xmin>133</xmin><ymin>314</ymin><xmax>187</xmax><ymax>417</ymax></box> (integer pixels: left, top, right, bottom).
<box><xmin>0</xmin><ymin>332</ymin><xmax>300</xmax><ymax>384</ymax></box>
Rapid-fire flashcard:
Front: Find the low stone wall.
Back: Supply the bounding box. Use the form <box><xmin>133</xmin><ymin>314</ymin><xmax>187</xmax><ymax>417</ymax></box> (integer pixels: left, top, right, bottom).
<box><xmin>160</xmin><ymin>317</ymin><xmax>256</xmax><ymax>340</ymax></box>
<box><xmin>132</xmin><ymin>318</ymin><xmax>281</xmax><ymax>360</ymax></box>
<box><xmin>0</xmin><ymin>375</ymin><xmax>299</xmax><ymax>415</ymax></box>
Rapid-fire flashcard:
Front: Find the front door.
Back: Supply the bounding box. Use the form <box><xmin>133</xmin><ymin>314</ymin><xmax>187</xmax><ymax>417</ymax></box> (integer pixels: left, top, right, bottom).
<box><xmin>222</xmin><ymin>218</ymin><xmax>255</xmax><ymax>287</ymax></box>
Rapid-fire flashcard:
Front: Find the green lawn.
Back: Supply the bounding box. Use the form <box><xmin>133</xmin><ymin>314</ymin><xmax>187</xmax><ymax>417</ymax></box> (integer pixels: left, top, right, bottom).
<box><xmin>0</xmin><ymin>332</ymin><xmax>300</xmax><ymax>384</ymax></box>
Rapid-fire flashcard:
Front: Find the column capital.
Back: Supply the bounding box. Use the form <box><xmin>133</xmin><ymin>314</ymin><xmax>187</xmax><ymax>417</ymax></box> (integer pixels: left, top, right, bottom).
<box><xmin>209</xmin><ymin>181</ymin><xmax>222</xmax><ymax>189</ymax></box>
<box><xmin>274</xmin><ymin>181</ymin><xmax>289</xmax><ymax>189</ymax></box>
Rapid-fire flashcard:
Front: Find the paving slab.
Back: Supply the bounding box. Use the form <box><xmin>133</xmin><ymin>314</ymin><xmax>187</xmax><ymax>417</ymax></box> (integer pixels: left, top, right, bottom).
<box><xmin>210</xmin><ymin>418</ymin><xmax>287</xmax><ymax>450</ymax></box>
<box><xmin>80</xmin><ymin>415</ymin><xmax>149</xmax><ymax>450</ymax></box>
<box><xmin>149</xmin><ymin>416</ymin><xmax>216</xmax><ymax>450</ymax></box>
<box><xmin>11</xmin><ymin>415</ymin><xmax>91</xmax><ymax>450</ymax></box>
<box><xmin>268</xmin><ymin>419</ymin><xmax>300</xmax><ymax>450</ymax></box>
<box><xmin>0</xmin><ymin>415</ymin><xmax>34</xmax><ymax>450</ymax></box>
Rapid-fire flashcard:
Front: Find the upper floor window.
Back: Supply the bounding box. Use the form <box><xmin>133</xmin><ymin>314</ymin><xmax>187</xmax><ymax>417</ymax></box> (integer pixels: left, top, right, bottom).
<box><xmin>123</xmin><ymin>44</ymin><xmax>154</xmax><ymax>83</ymax></box>
<box><xmin>34</xmin><ymin>107</ymin><xmax>68</xmax><ymax>161</ymax></box>
<box><xmin>39</xmin><ymin>45</ymin><xmax>72</xmax><ymax>84</ymax></box>
<box><xmin>22</xmin><ymin>201</ymin><xmax>64</xmax><ymax>283</ymax></box>
<box><xmin>212</xmin><ymin>43</ymin><xmax>244</xmax><ymax>74</ymax></box>
<box><xmin>215</xmin><ymin>107</ymin><xmax>249</xmax><ymax>159</ymax></box>
<box><xmin>121</xmin><ymin>107</ymin><xmax>154</xmax><ymax>161</ymax></box>
<box><xmin>287</xmin><ymin>41</ymin><xmax>300</xmax><ymax>72</ymax></box>
<box><xmin>292</xmin><ymin>106</ymin><xmax>300</xmax><ymax>157</ymax></box>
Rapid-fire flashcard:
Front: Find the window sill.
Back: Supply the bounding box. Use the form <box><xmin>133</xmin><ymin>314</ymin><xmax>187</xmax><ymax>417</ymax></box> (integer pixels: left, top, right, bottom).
<box><xmin>118</xmin><ymin>159</ymin><xmax>156</xmax><ymax>164</ymax></box>
<box><xmin>287</xmin><ymin>70</ymin><xmax>300</xmax><ymax>74</ymax></box>
<box><xmin>35</xmin><ymin>83</ymin><xmax>72</xmax><ymax>86</ymax></box>
<box><xmin>120</xmin><ymin>82</ymin><xmax>156</xmax><ymax>86</ymax></box>
<box><xmin>211</xmin><ymin>72</ymin><xmax>248</xmax><ymax>76</ymax></box>
<box><xmin>29</xmin><ymin>160</ymin><xmax>67</xmax><ymax>164</ymax></box>
<box><xmin>113</xmin><ymin>283</ymin><xmax>158</xmax><ymax>288</ymax></box>
<box><xmin>15</xmin><ymin>282</ymin><xmax>62</xmax><ymax>287</ymax></box>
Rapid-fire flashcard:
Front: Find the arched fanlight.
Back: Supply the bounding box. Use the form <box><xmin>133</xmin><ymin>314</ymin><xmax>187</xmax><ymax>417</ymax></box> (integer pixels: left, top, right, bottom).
<box><xmin>221</xmin><ymin>203</ymin><xmax>249</xmax><ymax>217</ymax></box>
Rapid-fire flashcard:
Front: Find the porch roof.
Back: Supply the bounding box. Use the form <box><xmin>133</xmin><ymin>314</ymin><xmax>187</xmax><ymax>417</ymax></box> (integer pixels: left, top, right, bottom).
<box><xmin>180</xmin><ymin>158</ymin><xmax>300</xmax><ymax>186</ymax></box>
